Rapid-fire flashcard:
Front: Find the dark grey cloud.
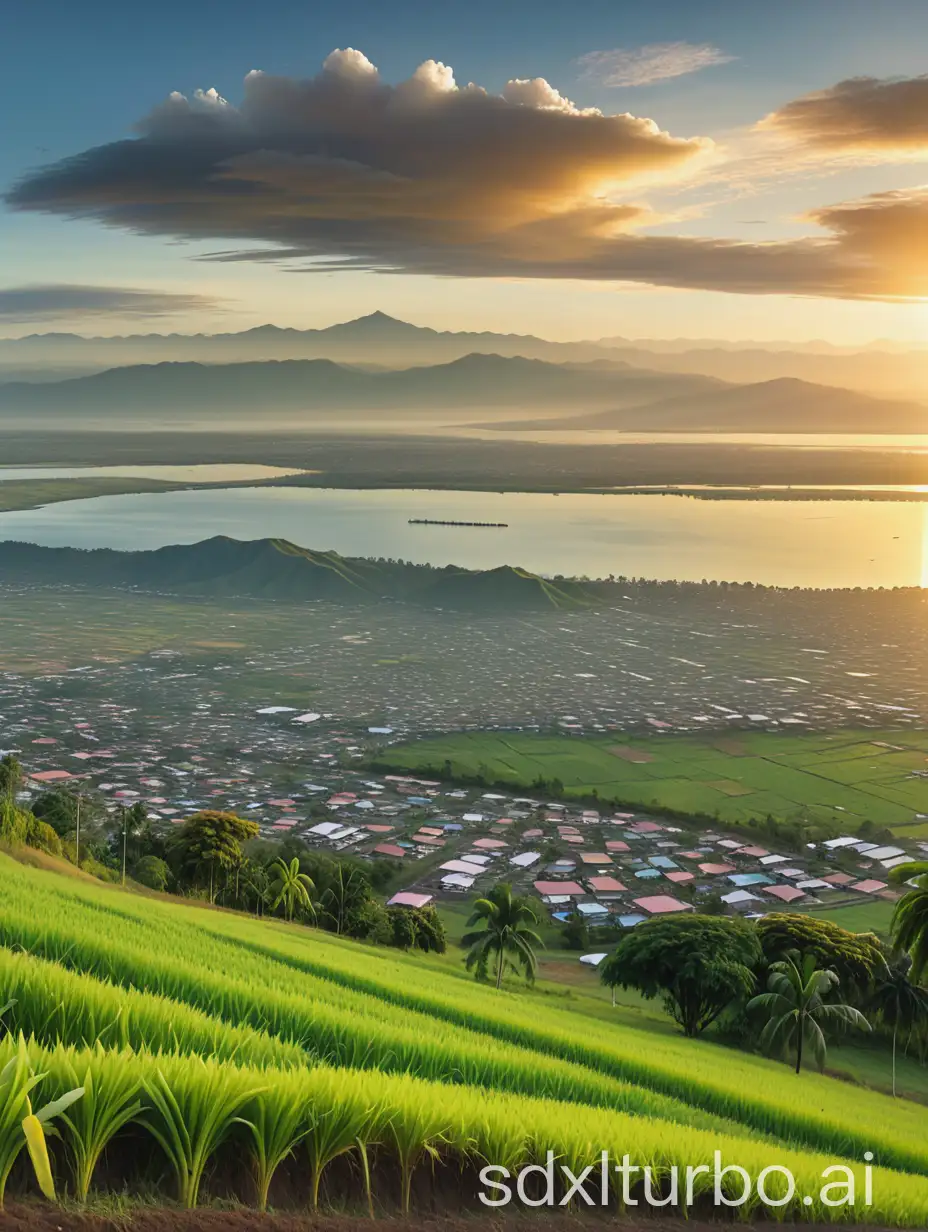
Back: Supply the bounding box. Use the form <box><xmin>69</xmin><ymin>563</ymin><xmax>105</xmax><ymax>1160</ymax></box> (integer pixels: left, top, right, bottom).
<box><xmin>762</xmin><ymin>75</ymin><xmax>928</xmax><ymax>153</ymax></box>
<box><xmin>0</xmin><ymin>284</ymin><xmax>225</xmax><ymax>322</ymax></box>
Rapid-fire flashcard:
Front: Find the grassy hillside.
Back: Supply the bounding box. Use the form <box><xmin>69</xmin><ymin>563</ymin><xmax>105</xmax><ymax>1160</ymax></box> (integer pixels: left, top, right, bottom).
<box><xmin>0</xmin><ymin>853</ymin><xmax>926</xmax><ymax>1221</ymax></box>
<box><xmin>0</xmin><ymin>537</ymin><xmax>597</xmax><ymax>613</ymax></box>
<box><xmin>378</xmin><ymin>728</ymin><xmax>928</xmax><ymax>838</ymax></box>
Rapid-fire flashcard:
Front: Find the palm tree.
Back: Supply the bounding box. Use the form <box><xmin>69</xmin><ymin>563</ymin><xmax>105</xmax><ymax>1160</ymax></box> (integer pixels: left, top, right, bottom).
<box><xmin>890</xmin><ymin>862</ymin><xmax>928</xmax><ymax>982</ymax></box>
<box><xmin>870</xmin><ymin>957</ymin><xmax>928</xmax><ymax>1097</ymax></box>
<box><xmin>747</xmin><ymin>951</ymin><xmax>870</xmax><ymax>1073</ymax></box>
<box><xmin>462</xmin><ymin>882</ymin><xmax>543</xmax><ymax>989</ymax></box>
<box><xmin>267</xmin><ymin>857</ymin><xmax>315</xmax><ymax>924</ymax></box>
<box><xmin>320</xmin><ymin>865</ymin><xmax>367</xmax><ymax>936</ymax></box>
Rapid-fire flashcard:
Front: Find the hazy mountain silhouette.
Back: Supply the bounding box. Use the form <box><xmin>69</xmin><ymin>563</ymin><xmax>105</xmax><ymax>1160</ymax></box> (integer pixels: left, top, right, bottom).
<box><xmin>593</xmin><ymin>343</ymin><xmax>928</xmax><ymax>401</ymax></box>
<box><xmin>2</xmin><ymin>310</ymin><xmax>924</xmax><ymax>402</ymax></box>
<box><xmin>0</xmin><ymin>352</ymin><xmax>721</xmax><ymax>420</ymax></box>
<box><xmin>500</xmin><ymin>377</ymin><xmax>928</xmax><ymax>434</ymax></box>
<box><xmin>0</xmin><ymin>311</ymin><xmax>619</xmax><ymax>375</ymax></box>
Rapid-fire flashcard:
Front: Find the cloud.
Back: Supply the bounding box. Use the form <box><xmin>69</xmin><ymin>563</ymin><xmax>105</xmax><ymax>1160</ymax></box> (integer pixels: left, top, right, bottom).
<box><xmin>6</xmin><ymin>52</ymin><xmax>928</xmax><ymax>301</ymax></box>
<box><xmin>575</xmin><ymin>43</ymin><xmax>735</xmax><ymax>88</ymax></box>
<box><xmin>808</xmin><ymin>190</ymin><xmax>928</xmax><ymax>295</ymax></box>
<box><xmin>0</xmin><ymin>284</ymin><xmax>225</xmax><ymax>322</ymax></box>
<box><xmin>761</xmin><ymin>75</ymin><xmax>928</xmax><ymax>155</ymax></box>
<box><xmin>4</xmin><ymin>49</ymin><xmax>709</xmax><ymax>269</ymax></box>
<box><xmin>295</xmin><ymin>185</ymin><xmax>928</xmax><ymax>301</ymax></box>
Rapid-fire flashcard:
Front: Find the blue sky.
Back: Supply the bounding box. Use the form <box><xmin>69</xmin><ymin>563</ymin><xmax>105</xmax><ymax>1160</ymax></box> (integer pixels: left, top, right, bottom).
<box><xmin>4</xmin><ymin>0</ymin><xmax>928</xmax><ymax>341</ymax></box>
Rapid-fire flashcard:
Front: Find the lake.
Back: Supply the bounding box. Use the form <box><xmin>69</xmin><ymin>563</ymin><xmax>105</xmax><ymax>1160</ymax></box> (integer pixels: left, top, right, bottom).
<box><xmin>1</xmin><ymin>485</ymin><xmax>926</xmax><ymax>589</ymax></box>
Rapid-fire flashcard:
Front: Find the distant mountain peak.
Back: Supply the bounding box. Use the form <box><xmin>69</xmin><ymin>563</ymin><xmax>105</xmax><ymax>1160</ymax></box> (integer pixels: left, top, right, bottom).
<box><xmin>326</xmin><ymin>311</ymin><xmax>428</xmax><ymax>337</ymax></box>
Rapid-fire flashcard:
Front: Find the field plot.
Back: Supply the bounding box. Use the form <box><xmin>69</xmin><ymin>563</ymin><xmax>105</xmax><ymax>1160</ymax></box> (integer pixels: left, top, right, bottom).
<box><xmin>381</xmin><ymin>729</ymin><xmax>928</xmax><ymax>837</ymax></box>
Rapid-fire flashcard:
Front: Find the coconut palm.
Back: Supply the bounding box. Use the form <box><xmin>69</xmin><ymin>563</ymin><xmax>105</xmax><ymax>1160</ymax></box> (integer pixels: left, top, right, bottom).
<box><xmin>870</xmin><ymin>957</ymin><xmax>928</xmax><ymax>1097</ymax></box>
<box><xmin>889</xmin><ymin>862</ymin><xmax>928</xmax><ymax>982</ymax></box>
<box><xmin>267</xmin><ymin>858</ymin><xmax>315</xmax><ymax>924</ymax></box>
<box><xmin>748</xmin><ymin>951</ymin><xmax>870</xmax><ymax>1073</ymax></box>
<box><xmin>462</xmin><ymin>882</ymin><xmax>543</xmax><ymax>989</ymax></box>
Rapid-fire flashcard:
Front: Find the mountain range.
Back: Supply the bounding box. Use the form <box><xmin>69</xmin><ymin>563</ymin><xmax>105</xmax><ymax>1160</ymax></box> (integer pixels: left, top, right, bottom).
<box><xmin>0</xmin><ymin>352</ymin><xmax>722</xmax><ymax>420</ymax></box>
<box><xmin>0</xmin><ymin>536</ymin><xmax>595</xmax><ymax>613</ymax></box>
<box><xmin>1</xmin><ymin>346</ymin><xmax>924</xmax><ymax>433</ymax></box>
<box><xmin>504</xmin><ymin>377</ymin><xmax>928</xmax><ymax>435</ymax></box>
<box><xmin>1</xmin><ymin>311</ymin><xmax>927</xmax><ymax>400</ymax></box>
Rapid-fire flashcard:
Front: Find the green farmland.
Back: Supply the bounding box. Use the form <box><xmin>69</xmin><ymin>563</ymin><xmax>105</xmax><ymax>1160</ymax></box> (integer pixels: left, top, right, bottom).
<box><xmin>0</xmin><ymin>853</ymin><xmax>927</xmax><ymax>1222</ymax></box>
<box><xmin>379</xmin><ymin>728</ymin><xmax>928</xmax><ymax>838</ymax></box>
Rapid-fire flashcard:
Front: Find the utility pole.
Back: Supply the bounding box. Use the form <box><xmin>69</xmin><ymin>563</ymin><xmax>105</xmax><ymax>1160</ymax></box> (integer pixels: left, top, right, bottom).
<box><xmin>75</xmin><ymin>791</ymin><xmax>81</xmax><ymax>868</ymax></box>
<box><xmin>121</xmin><ymin>804</ymin><xmax>128</xmax><ymax>886</ymax></box>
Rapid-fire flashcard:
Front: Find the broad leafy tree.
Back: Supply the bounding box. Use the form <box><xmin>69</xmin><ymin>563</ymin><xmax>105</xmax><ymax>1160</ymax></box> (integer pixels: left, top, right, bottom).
<box><xmin>0</xmin><ymin>755</ymin><xmax>23</xmax><ymax>799</ymax></box>
<box><xmin>268</xmin><ymin>857</ymin><xmax>316</xmax><ymax>923</ymax></box>
<box><xmin>889</xmin><ymin>863</ymin><xmax>928</xmax><ymax>982</ymax></box>
<box><xmin>388</xmin><ymin>905</ymin><xmax>447</xmax><ymax>953</ymax></box>
<box><xmin>756</xmin><ymin>912</ymin><xmax>884</xmax><ymax>993</ymax></box>
<box><xmin>169</xmin><ymin>810</ymin><xmax>260</xmax><ymax>902</ymax></box>
<box><xmin>748</xmin><ymin>951</ymin><xmax>870</xmax><ymax>1073</ymax></box>
<box><xmin>600</xmin><ymin>914</ymin><xmax>761</xmax><ymax>1037</ymax></box>
<box><xmin>133</xmin><ymin>854</ymin><xmax>171</xmax><ymax>892</ymax></box>
<box><xmin>462</xmin><ymin>882</ymin><xmax>543</xmax><ymax>989</ymax></box>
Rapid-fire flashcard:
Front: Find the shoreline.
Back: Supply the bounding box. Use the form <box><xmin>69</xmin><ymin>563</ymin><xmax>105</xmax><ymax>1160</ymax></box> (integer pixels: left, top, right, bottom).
<box><xmin>3</xmin><ymin>474</ymin><xmax>928</xmax><ymax>517</ymax></box>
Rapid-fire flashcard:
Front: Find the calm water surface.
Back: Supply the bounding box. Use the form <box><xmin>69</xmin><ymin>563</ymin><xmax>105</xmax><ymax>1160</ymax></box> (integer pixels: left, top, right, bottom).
<box><xmin>1</xmin><ymin>486</ymin><xmax>926</xmax><ymax>589</ymax></box>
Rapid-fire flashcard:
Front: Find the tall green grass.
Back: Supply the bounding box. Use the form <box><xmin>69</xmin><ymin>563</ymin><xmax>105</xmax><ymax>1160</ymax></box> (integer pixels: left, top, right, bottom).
<box><xmin>0</xmin><ymin>871</ymin><xmax>740</xmax><ymax>1136</ymax></box>
<box><xmin>17</xmin><ymin>1036</ymin><xmax>928</xmax><ymax>1224</ymax></box>
<box><xmin>1</xmin><ymin>854</ymin><xmax>922</xmax><ymax>1177</ymax></box>
<box><xmin>0</xmin><ymin>947</ymin><xmax>304</xmax><ymax>1067</ymax></box>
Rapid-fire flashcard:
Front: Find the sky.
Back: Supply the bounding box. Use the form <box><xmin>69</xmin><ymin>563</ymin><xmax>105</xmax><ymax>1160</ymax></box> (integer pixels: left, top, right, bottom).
<box><xmin>4</xmin><ymin>0</ymin><xmax>928</xmax><ymax>343</ymax></box>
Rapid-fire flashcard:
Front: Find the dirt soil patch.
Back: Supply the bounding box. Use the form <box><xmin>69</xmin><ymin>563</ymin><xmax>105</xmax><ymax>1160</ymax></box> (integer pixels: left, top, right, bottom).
<box><xmin>711</xmin><ymin>739</ymin><xmax>747</xmax><ymax>756</ymax></box>
<box><xmin>608</xmin><ymin>746</ymin><xmax>654</xmax><ymax>763</ymax></box>
<box><xmin>0</xmin><ymin>1208</ymin><xmax>903</xmax><ymax>1232</ymax></box>
<box><xmin>707</xmin><ymin>780</ymin><xmax>753</xmax><ymax>797</ymax></box>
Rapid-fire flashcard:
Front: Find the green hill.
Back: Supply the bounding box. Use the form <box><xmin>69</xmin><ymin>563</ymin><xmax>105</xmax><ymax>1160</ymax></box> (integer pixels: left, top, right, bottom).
<box><xmin>0</xmin><ymin>852</ymin><xmax>926</xmax><ymax>1220</ymax></box>
<box><xmin>422</xmin><ymin>564</ymin><xmax>594</xmax><ymax>611</ymax></box>
<box><xmin>0</xmin><ymin>536</ymin><xmax>599</xmax><ymax>613</ymax></box>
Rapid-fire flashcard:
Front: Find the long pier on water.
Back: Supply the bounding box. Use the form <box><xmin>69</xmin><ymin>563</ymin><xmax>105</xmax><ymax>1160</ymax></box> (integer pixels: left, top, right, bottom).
<box><xmin>408</xmin><ymin>518</ymin><xmax>509</xmax><ymax>528</ymax></box>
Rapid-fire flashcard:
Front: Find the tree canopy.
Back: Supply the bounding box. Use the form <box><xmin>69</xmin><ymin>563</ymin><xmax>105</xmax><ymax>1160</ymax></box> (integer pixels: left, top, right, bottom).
<box><xmin>168</xmin><ymin>810</ymin><xmax>260</xmax><ymax>902</ymax></box>
<box><xmin>0</xmin><ymin>755</ymin><xmax>23</xmax><ymax>798</ymax></box>
<box><xmin>601</xmin><ymin>914</ymin><xmax>762</xmax><ymax>1037</ymax></box>
<box><xmin>388</xmin><ymin>904</ymin><xmax>447</xmax><ymax>954</ymax></box>
<box><xmin>756</xmin><ymin>912</ymin><xmax>885</xmax><ymax>992</ymax></box>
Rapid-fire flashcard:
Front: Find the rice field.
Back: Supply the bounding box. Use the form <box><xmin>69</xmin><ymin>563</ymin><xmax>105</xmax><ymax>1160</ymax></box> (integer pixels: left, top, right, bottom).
<box><xmin>379</xmin><ymin>728</ymin><xmax>928</xmax><ymax>837</ymax></box>
<box><xmin>0</xmin><ymin>852</ymin><xmax>926</xmax><ymax>1222</ymax></box>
